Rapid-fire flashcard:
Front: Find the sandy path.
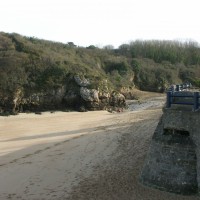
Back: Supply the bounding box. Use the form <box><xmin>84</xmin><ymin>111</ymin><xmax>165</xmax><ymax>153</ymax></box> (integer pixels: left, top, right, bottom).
<box><xmin>0</xmin><ymin>97</ymin><xmax>199</xmax><ymax>200</ymax></box>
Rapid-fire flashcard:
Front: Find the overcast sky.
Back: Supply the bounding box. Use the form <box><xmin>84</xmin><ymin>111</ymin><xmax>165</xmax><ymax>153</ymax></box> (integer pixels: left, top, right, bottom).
<box><xmin>0</xmin><ymin>0</ymin><xmax>199</xmax><ymax>48</ymax></box>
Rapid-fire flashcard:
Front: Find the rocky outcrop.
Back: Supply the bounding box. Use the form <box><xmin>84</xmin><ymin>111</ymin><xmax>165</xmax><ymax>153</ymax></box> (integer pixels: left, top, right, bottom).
<box><xmin>110</xmin><ymin>91</ymin><xmax>126</xmax><ymax>107</ymax></box>
<box><xmin>80</xmin><ymin>87</ymin><xmax>99</xmax><ymax>102</ymax></box>
<box><xmin>79</xmin><ymin>86</ymin><xmax>125</xmax><ymax>111</ymax></box>
<box><xmin>0</xmin><ymin>75</ymin><xmax>126</xmax><ymax>114</ymax></box>
<box><xmin>74</xmin><ymin>75</ymin><xmax>90</xmax><ymax>87</ymax></box>
<box><xmin>63</xmin><ymin>90</ymin><xmax>80</xmax><ymax>107</ymax></box>
<box><xmin>12</xmin><ymin>88</ymin><xmax>23</xmax><ymax>113</ymax></box>
<box><xmin>19</xmin><ymin>86</ymin><xmax>66</xmax><ymax>112</ymax></box>
<box><xmin>120</xmin><ymin>87</ymin><xmax>139</xmax><ymax>99</ymax></box>
<box><xmin>68</xmin><ymin>76</ymin><xmax>126</xmax><ymax>111</ymax></box>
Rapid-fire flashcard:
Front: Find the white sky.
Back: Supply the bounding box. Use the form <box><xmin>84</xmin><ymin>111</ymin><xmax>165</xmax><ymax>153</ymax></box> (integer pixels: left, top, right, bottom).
<box><xmin>0</xmin><ymin>0</ymin><xmax>199</xmax><ymax>48</ymax></box>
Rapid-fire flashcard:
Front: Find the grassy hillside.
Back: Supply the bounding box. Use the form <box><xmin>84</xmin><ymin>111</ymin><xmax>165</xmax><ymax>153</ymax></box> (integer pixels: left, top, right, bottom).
<box><xmin>0</xmin><ymin>32</ymin><xmax>200</xmax><ymax>100</ymax></box>
<box><xmin>0</xmin><ymin>33</ymin><xmax>200</xmax><ymax>93</ymax></box>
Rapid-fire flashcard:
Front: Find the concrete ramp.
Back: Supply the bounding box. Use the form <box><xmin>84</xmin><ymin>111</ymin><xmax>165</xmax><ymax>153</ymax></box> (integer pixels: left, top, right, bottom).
<box><xmin>140</xmin><ymin>91</ymin><xmax>200</xmax><ymax>195</ymax></box>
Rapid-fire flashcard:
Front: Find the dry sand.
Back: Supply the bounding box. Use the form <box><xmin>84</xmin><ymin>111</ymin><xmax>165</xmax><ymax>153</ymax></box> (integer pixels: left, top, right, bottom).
<box><xmin>0</xmin><ymin>94</ymin><xmax>199</xmax><ymax>200</ymax></box>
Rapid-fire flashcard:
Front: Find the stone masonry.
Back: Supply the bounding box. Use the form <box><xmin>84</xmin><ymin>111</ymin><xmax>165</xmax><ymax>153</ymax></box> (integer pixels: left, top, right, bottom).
<box><xmin>140</xmin><ymin>92</ymin><xmax>200</xmax><ymax>195</ymax></box>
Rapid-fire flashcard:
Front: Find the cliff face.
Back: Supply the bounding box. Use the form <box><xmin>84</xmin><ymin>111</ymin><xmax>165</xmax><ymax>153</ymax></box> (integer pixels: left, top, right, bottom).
<box><xmin>0</xmin><ymin>75</ymin><xmax>126</xmax><ymax>114</ymax></box>
<box><xmin>140</xmin><ymin>94</ymin><xmax>200</xmax><ymax>195</ymax></box>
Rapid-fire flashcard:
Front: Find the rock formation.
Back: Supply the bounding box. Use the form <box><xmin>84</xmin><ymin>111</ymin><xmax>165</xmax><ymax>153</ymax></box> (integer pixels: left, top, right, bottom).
<box><xmin>0</xmin><ymin>75</ymin><xmax>126</xmax><ymax>114</ymax></box>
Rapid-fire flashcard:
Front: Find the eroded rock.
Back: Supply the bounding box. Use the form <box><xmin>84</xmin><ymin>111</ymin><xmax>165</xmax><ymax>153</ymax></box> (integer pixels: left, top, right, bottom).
<box><xmin>80</xmin><ymin>87</ymin><xmax>99</xmax><ymax>102</ymax></box>
<box><xmin>0</xmin><ymin>75</ymin><xmax>126</xmax><ymax>114</ymax></box>
<box><xmin>74</xmin><ymin>75</ymin><xmax>90</xmax><ymax>87</ymax></box>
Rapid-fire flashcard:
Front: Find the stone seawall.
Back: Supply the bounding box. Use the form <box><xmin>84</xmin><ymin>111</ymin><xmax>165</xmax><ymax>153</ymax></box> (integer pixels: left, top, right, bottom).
<box><xmin>140</xmin><ymin>104</ymin><xmax>200</xmax><ymax>195</ymax></box>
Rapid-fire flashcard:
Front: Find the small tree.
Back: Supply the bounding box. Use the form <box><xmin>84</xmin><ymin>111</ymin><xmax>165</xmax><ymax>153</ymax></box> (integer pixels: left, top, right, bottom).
<box><xmin>67</xmin><ymin>42</ymin><xmax>76</xmax><ymax>48</ymax></box>
<box><xmin>86</xmin><ymin>45</ymin><xmax>96</xmax><ymax>49</ymax></box>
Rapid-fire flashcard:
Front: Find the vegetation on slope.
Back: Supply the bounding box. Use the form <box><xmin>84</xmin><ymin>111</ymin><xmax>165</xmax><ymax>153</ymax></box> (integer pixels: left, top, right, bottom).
<box><xmin>0</xmin><ymin>32</ymin><xmax>200</xmax><ymax>104</ymax></box>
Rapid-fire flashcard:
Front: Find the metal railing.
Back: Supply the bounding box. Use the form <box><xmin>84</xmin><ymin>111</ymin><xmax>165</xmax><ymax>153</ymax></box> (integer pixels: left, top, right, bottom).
<box><xmin>166</xmin><ymin>92</ymin><xmax>200</xmax><ymax>111</ymax></box>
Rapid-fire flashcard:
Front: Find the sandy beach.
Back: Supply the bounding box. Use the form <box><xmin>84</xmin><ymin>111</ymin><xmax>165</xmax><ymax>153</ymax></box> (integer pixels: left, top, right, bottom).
<box><xmin>0</xmin><ymin>94</ymin><xmax>199</xmax><ymax>200</ymax></box>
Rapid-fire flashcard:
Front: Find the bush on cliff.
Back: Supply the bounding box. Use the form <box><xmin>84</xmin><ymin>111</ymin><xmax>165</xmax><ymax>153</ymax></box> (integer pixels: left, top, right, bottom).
<box><xmin>0</xmin><ymin>32</ymin><xmax>200</xmax><ymax>113</ymax></box>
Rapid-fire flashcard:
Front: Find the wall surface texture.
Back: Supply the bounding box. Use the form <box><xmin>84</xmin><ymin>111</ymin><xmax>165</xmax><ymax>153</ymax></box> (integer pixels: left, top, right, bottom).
<box><xmin>140</xmin><ymin>101</ymin><xmax>200</xmax><ymax>195</ymax></box>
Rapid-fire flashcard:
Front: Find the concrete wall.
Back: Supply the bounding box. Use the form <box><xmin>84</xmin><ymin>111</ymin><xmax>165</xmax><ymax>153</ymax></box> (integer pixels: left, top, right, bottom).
<box><xmin>140</xmin><ymin>104</ymin><xmax>200</xmax><ymax>195</ymax></box>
